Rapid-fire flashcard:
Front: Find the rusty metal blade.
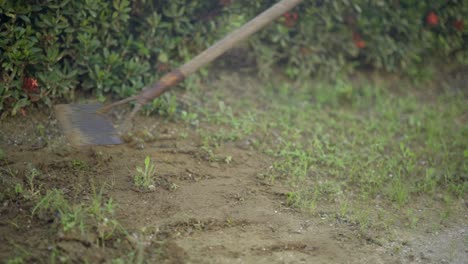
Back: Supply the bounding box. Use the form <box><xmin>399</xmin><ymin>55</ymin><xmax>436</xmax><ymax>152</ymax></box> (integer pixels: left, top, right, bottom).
<box><xmin>54</xmin><ymin>103</ymin><xmax>123</xmax><ymax>146</ymax></box>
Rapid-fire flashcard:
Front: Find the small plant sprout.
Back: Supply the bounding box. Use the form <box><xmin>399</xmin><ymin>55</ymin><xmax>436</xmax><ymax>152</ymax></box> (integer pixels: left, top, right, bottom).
<box><xmin>181</xmin><ymin>111</ymin><xmax>199</xmax><ymax>127</ymax></box>
<box><xmin>32</xmin><ymin>189</ymin><xmax>86</xmax><ymax>234</ymax></box>
<box><xmin>88</xmin><ymin>186</ymin><xmax>120</xmax><ymax>244</ymax></box>
<box><xmin>14</xmin><ymin>164</ymin><xmax>42</xmax><ymax>200</ymax></box>
<box><xmin>14</xmin><ymin>183</ymin><xmax>24</xmax><ymax>195</ymax></box>
<box><xmin>25</xmin><ymin>165</ymin><xmax>42</xmax><ymax>199</ymax></box>
<box><xmin>134</xmin><ymin>156</ymin><xmax>156</xmax><ymax>191</ymax></box>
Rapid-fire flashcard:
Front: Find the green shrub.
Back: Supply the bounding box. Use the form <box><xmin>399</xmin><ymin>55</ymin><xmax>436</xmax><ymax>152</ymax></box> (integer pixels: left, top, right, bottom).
<box><xmin>0</xmin><ymin>0</ymin><xmax>224</xmax><ymax>116</ymax></box>
<box><xmin>243</xmin><ymin>0</ymin><xmax>468</xmax><ymax>78</ymax></box>
<box><xmin>1</xmin><ymin>0</ymin><xmax>467</xmax><ymax>115</ymax></box>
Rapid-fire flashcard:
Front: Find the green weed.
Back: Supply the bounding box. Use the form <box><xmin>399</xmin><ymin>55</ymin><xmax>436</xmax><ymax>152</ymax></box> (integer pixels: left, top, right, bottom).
<box><xmin>224</xmin><ymin>156</ymin><xmax>233</xmax><ymax>164</ymax></box>
<box><xmin>88</xmin><ymin>186</ymin><xmax>120</xmax><ymax>245</ymax></box>
<box><xmin>180</xmin><ymin>111</ymin><xmax>199</xmax><ymax>127</ymax></box>
<box><xmin>33</xmin><ymin>189</ymin><xmax>86</xmax><ymax>234</ymax></box>
<box><xmin>144</xmin><ymin>93</ymin><xmax>178</xmax><ymax>118</ymax></box>
<box><xmin>134</xmin><ymin>156</ymin><xmax>156</xmax><ymax>191</ymax></box>
<box><xmin>14</xmin><ymin>183</ymin><xmax>24</xmax><ymax>196</ymax></box>
<box><xmin>23</xmin><ymin>164</ymin><xmax>42</xmax><ymax>200</ymax></box>
<box><xmin>338</xmin><ymin>198</ymin><xmax>350</xmax><ymax>219</ymax></box>
<box><xmin>387</xmin><ymin>176</ymin><xmax>410</xmax><ymax>207</ymax></box>
<box><xmin>32</xmin><ymin>186</ymin><xmax>122</xmax><ymax>245</ymax></box>
<box><xmin>6</xmin><ymin>256</ymin><xmax>25</xmax><ymax>264</ymax></box>
<box><xmin>200</xmin><ymin>146</ymin><xmax>217</xmax><ymax>162</ymax></box>
<box><xmin>71</xmin><ymin>159</ymin><xmax>88</xmax><ymax>171</ymax></box>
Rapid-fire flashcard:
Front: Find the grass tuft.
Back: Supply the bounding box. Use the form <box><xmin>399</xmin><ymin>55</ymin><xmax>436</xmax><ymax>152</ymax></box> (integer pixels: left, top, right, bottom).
<box><xmin>133</xmin><ymin>156</ymin><xmax>156</xmax><ymax>191</ymax></box>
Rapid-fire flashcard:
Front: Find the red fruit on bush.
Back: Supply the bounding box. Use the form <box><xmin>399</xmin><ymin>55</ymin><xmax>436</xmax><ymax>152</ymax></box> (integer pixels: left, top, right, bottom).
<box><xmin>352</xmin><ymin>32</ymin><xmax>366</xmax><ymax>49</ymax></box>
<box><xmin>282</xmin><ymin>12</ymin><xmax>298</xmax><ymax>28</ymax></box>
<box><xmin>454</xmin><ymin>19</ymin><xmax>464</xmax><ymax>31</ymax></box>
<box><xmin>22</xmin><ymin>77</ymin><xmax>39</xmax><ymax>93</ymax></box>
<box><xmin>355</xmin><ymin>40</ymin><xmax>366</xmax><ymax>49</ymax></box>
<box><xmin>426</xmin><ymin>11</ymin><xmax>438</xmax><ymax>26</ymax></box>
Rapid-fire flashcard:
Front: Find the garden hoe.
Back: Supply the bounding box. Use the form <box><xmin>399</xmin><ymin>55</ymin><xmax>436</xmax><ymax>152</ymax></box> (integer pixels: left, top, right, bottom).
<box><xmin>55</xmin><ymin>0</ymin><xmax>303</xmax><ymax>146</ymax></box>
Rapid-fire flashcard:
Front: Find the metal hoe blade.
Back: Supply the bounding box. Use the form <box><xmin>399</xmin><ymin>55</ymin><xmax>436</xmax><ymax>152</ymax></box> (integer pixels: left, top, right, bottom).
<box><xmin>53</xmin><ymin>0</ymin><xmax>303</xmax><ymax>146</ymax></box>
<box><xmin>54</xmin><ymin>104</ymin><xmax>123</xmax><ymax>146</ymax></box>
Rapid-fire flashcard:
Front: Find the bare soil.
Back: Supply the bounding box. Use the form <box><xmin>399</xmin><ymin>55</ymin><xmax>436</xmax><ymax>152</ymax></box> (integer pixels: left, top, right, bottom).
<box><xmin>1</xmin><ymin>76</ymin><xmax>467</xmax><ymax>263</ymax></box>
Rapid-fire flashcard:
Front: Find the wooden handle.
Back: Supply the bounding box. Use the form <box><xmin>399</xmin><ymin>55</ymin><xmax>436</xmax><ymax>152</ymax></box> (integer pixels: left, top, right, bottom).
<box><xmin>135</xmin><ymin>0</ymin><xmax>303</xmax><ymax>106</ymax></box>
<box><xmin>180</xmin><ymin>0</ymin><xmax>303</xmax><ymax>76</ymax></box>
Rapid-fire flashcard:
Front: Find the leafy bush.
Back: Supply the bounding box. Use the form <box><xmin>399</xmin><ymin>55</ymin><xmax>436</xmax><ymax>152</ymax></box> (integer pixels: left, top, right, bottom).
<box><xmin>0</xmin><ymin>0</ymin><xmax>467</xmax><ymax>115</ymax></box>
<box><xmin>0</xmin><ymin>0</ymin><xmax>224</xmax><ymax>116</ymax></box>
<box><xmin>241</xmin><ymin>0</ymin><xmax>468</xmax><ymax>78</ymax></box>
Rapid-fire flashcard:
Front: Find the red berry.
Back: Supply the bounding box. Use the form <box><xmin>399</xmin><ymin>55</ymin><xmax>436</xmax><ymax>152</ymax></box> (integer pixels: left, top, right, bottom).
<box><xmin>352</xmin><ymin>32</ymin><xmax>366</xmax><ymax>48</ymax></box>
<box><xmin>426</xmin><ymin>12</ymin><xmax>438</xmax><ymax>26</ymax></box>
<box><xmin>22</xmin><ymin>77</ymin><xmax>39</xmax><ymax>93</ymax></box>
<box><xmin>454</xmin><ymin>19</ymin><xmax>464</xmax><ymax>31</ymax></box>
<box><xmin>282</xmin><ymin>12</ymin><xmax>297</xmax><ymax>28</ymax></box>
<box><xmin>355</xmin><ymin>40</ymin><xmax>366</xmax><ymax>49</ymax></box>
